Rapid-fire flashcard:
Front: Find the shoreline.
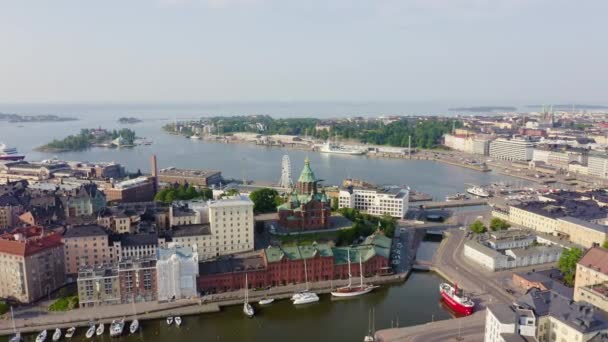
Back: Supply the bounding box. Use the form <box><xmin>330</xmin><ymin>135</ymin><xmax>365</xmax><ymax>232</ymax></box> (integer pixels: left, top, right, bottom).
<box><xmin>169</xmin><ymin>131</ymin><xmax>493</xmax><ymax>173</ymax></box>
<box><xmin>0</xmin><ymin>274</ymin><xmax>407</xmax><ymax>337</ymax></box>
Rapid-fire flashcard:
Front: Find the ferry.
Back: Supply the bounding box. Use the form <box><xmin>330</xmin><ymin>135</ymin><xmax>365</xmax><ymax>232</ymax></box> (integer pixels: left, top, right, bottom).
<box><xmin>439</xmin><ymin>282</ymin><xmax>474</xmax><ymax>315</ymax></box>
<box><xmin>466</xmin><ymin>186</ymin><xmax>490</xmax><ymax>198</ymax></box>
<box><xmin>319</xmin><ymin>141</ymin><xmax>366</xmax><ymax>155</ymax></box>
<box><xmin>0</xmin><ymin>144</ymin><xmax>25</xmax><ymax>161</ymax></box>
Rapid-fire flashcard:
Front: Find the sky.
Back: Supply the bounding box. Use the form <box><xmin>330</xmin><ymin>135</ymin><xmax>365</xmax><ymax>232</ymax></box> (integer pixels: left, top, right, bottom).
<box><xmin>0</xmin><ymin>0</ymin><xmax>607</xmax><ymax>105</ymax></box>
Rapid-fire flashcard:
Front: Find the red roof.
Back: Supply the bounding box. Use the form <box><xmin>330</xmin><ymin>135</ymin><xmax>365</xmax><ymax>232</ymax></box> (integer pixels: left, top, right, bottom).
<box><xmin>579</xmin><ymin>247</ymin><xmax>608</xmax><ymax>275</ymax></box>
<box><xmin>0</xmin><ymin>226</ymin><xmax>63</xmax><ymax>257</ymax></box>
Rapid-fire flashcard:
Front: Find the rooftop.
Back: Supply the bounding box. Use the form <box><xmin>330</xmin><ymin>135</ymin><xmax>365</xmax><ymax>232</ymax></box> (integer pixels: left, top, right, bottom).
<box><xmin>112</xmin><ymin>233</ymin><xmax>160</xmax><ymax>246</ymax></box>
<box><xmin>63</xmin><ymin>225</ymin><xmax>108</xmax><ymax>238</ymax></box>
<box><xmin>0</xmin><ymin>226</ymin><xmax>63</xmax><ymax>257</ymax></box>
<box><xmin>158</xmin><ymin>168</ymin><xmax>221</xmax><ymax>178</ymax></box>
<box><xmin>170</xmin><ymin>224</ymin><xmax>211</xmax><ymax>237</ymax></box>
<box><xmin>516</xmin><ymin>289</ymin><xmax>608</xmax><ymax>334</ymax></box>
<box><xmin>578</xmin><ymin>247</ymin><xmax>608</xmax><ymax>275</ymax></box>
<box><xmin>514</xmin><ymin>269</ymin><xmax>574</xmax><ymax>299</ymax></box>
<box><xmin>514</xmin><ymin>198</ymin><xmax>608</xmax><ymax>221</ymax></box>
<box><xmin>157</xmin><ymin>245</ymin><xmax>197</xmax><ymax>260</ymax></box>
<box><xmin>199</xmin><ymin>251</ymin><xmax>265</xmax><ymax>275</ymax></box>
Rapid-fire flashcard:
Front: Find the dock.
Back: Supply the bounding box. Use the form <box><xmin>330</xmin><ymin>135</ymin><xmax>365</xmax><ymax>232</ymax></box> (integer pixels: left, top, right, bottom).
<box><xmin>417</xmin><ymin>198</ymin><xmax>488</xmax><ymax>209</ymax></box>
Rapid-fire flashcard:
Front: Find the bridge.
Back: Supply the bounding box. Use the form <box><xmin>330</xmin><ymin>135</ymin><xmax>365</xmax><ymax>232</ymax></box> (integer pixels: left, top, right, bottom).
<box><xmin>412</xmin><ymin>260</ymin><xmax>433</xmax><ymax>271</ymax></box>
<box><xmin>416</xmin><ymin>198</ymin><xmax>489</xmax><ymax>209</ymax></box>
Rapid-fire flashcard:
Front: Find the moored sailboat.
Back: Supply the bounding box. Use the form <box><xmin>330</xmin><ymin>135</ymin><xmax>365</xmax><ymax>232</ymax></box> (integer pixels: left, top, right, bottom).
<box><xmin>52</xmin><ymin>328</ymin><xmax>62</xmax><ymax>341</ymax></box>
<box><xmin>65</xmin><ymin>327</ymin><xmax>76</xmax><ymax>339</ymax></box>
<box><xmin>9</xmin><ymin>306</ymin><xmax>21</xmax><ymax>342</ymax></box>
<box><xmin>292</xmin><ymin>256</ymin><xmax>319</xmax><ymax>305</ymax></box>
<box><xmin>331</xmin><ymin>251</ymin><xmax>378</xmax><ymax>298</ymax></box>
<box><xmin>243</xmin><ymin>273</ymin><xmax>255</xmax><ymax>317</ymax></box>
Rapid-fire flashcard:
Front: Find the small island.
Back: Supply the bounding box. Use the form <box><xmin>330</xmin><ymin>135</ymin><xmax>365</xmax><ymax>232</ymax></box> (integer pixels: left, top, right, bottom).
<box><xmin>448</xmin><ymin>106</ymin><xmax>517</xmax><ymax>112</ymax></box>
<box><xmin>36</xmin><ymin>128</ymin><xmax>137</xmax><ymax>152</ymax></box>
<box><xmin>0</xmin><ymin>113</ymin><xmax>77</xmax><ymax>123</ymax></box>
<box><xmin>118</xmin><ymin>117</ymin><xmax>142</xmax><ymax>124</ymax></box>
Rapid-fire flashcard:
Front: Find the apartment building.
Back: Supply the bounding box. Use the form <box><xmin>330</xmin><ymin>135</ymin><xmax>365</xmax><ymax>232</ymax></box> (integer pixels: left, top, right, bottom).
<box><xmin>111</xmin><ymin>234</ymin><xmax>166</xmax><ymax>261</ymax></box>
<box><xmin>77</xmin><ymin>265</ymin><xmax>120</xmax><ymax>308</ymax></box>
<box><xmin>0</xmin><ymin>226</ymin><xmax>65</xmax><ymax>303</ymax></box>
<box><xmin>508</xmin><ymin>198</ymin><xmax>608</xmax><ymax>248</ymax></box>
<box><xmin>489</xmin><ymin>138</ymin><xmax>534</xmax><ymax>161</ymax></box>
<box><xmin>156</xmin><ymin>245</ymin><xmax>199</xmax><ymax>301</ymax></box>
<box><xmin>484</xmin><ymin>289</ymin><xmax>608</xmax><ymax>342</ymax></box>
<box><xmin>588</xmin><ymin>153</ymin><xmax>608</xmax><ymax>179</ymax></box>
<box><xmin>207</xmin><ymin>196</ymin><xmax>254</xmax><ymax>256</ymax></box>
<box><xmin>574</xmin><ymin>247</ymin><xmax>608</xmax><ymax>313</ymax></box>
<box><xmin>62</xmin><ymin>225</ymin><xmax>115</xmax><ymax>276</ymax></box>
<box><xmin>118</xmin><ymin>258</ymin><xmax>157</xmax><ymax>303</ymax></box>
<box><xmin>339</xmin><ymin>186</ymin><xmax>409</xmax><ymax>218</ymax></box>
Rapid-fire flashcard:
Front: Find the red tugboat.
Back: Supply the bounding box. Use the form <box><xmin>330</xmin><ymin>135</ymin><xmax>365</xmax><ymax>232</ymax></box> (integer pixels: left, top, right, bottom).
<box><xmin>439</xmin><ymin>282</ymin><xmax>475</xmax><ymax>315</ymax></box>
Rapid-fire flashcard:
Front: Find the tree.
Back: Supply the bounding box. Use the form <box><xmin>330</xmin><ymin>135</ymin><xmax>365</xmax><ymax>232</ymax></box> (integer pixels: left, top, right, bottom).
<box><xmin>154</xmin><ymin>189</ymin><xmax>168</xmax><ymax>202</ymax></box>
<box><xmin>249</xmin><ymin>188</ymin><xmax>280</xmax><ymax>213</ymax></box>
<box><xmin>185</xmin><ymin>185</ymin><xmax>198</xmax><ymax>200</ymax></box>
<box><xmin>559</xmin><ymin>247</ymin><xmax>583</xmax><ymax>287</ymax></box>
<box><xmin>331</xmin><ymin>197</ymin><xmax>339</xmax><ymax>212</ymax></box>
<box><xmin>490</xmin><ymin>218</ymin><xmax>511</xmax><ymax>231</ymax></box>
<box><xmin>469</xmin><ymin>220</ymin><xmax>487</xmax><ymax>234</ymax></box>
<box><xmin>198</xmin><ymin>188</ymin><xmax>213</xmax><ymax>200</ymax></box>
<box><xmin>603</xmin><ymin>240</ymin><xmax>608</xmax><ymax>249</ymax></box>
<box><xmin>164</xmin><ymin>191</ymin><xmax>176</xmax><ymax>204</ymax></box>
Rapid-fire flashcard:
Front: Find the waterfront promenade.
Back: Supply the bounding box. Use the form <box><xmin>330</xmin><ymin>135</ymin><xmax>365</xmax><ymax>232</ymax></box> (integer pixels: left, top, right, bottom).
<box><xmin>0</xmin><ymin>274</ymin><xmax>406</xmax><ymax>336</ymax></box>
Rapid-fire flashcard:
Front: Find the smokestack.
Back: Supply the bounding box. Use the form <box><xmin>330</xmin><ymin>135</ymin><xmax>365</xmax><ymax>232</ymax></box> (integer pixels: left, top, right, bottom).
<box><xmin>151</xmin><ymin>154</ymin><xmax>159</xmax><ymax>194</ymax></box>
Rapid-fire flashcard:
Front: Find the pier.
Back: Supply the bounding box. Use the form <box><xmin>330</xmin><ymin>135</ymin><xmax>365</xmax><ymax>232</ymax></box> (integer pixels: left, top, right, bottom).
<box><xmin>417</xmin><ymin>198</ymin><xmax>488</xmax><ymax>209</ymax></box>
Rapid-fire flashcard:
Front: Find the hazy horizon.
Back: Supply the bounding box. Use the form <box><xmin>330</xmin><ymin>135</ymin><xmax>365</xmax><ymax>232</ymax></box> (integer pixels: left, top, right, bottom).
<box><xmin>2</xmin><ymin>0</ymin><xmax>607</xmax><ymax>105</ymax></box>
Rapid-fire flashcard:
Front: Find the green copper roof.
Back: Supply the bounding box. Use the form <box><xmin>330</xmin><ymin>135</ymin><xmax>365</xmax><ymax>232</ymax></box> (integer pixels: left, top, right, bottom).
<box><xmin>297</xmin><ymin>158</ymin><xmax>318</xmax><ymax>183</ymax></box>
<box><xmin>264</xmin><ymin>244</ymin><xmax>333</xmax><ymax>263</ymax></box>
<box><xmin>332</xmin><ymin>246</ymin><xmax>378</xmax><ymax>265</ymax></box>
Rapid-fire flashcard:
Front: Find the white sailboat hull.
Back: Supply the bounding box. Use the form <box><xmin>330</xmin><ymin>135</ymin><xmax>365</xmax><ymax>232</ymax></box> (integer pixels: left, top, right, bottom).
<box><xmin>331</xmin><ymin>285</ymin><xmax>377</xmax><ymax>297</ymax></box>
<box><xmin>293</xmin><ymin>293</ymin><xmax>319</xmax><ymax>305</ymax></box>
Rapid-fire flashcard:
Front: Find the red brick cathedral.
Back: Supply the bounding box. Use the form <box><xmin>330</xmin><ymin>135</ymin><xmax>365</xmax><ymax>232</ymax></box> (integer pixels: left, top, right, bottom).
<box><xmin>277</xmin><ymin>158</ymin><xmax>331</xmax><ymax>231</ymax></box>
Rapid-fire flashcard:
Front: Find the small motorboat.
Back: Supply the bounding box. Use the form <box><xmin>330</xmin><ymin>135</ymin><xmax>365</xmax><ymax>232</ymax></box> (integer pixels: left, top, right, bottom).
<box><xmin>85</xmin><ymin>325</ymin><xmax>96</xmax><ymax>339</ymax></box>
<box><xmin>9</xmin><ymin>333</ymin><xmax>22</xmax><ymax>342</ymax></box>
<box><xmin>292</xmin><ymin>292</ymin><xmax>320</xmax><ymax>305</ymax></box>
<box><xmin>65</xmin><ymin>327</ymin><xmax>76</xmax><ymax>338</ymax></box>
<box><xmin>52</xmin><ymin>328</ymin><xmax>62</xmax><ymax>341</ymax></box>
<box><xmin>166</xmin><ymin>316</ymin><xmax>174</xmax><ymax>325</ymax></box>
<box><xmin>175</xmin><ymin>316</ymin><xmax>182</xmax><ymax>327</ymax></box>
<box><xmin>35</xmin><ymin>330</ymin><xmax>47</xmax><ymax>342</ymax></box>
<box><xmin>110</xmin><ymin>319</ymin><xmax>125</xmax><ymax>337</ymax></box>
<box><xmin>96</xmin><ymin>323</ymin><xmax>104</xmax><ymax>336</ymax></box>
<box><xmin>258</xmin><ymin>298</ymin><xmax>275</xmax><ymax>305</ymax></box>
<box><xmin>129</xmin><ymin>319</ymin><xmax>139</xmax><ymax>334</ymax></box>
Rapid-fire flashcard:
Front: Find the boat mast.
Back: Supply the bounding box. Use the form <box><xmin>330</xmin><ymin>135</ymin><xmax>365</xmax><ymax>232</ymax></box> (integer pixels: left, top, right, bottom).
<box><xmin>245</xmin><ymin>273</ymin><xmax>248</xmax><ymax>304</ymax></box>
<box><xmin>359</xmin><ymin>254</ymin><xmax>363</xmax><ymax>288</ymax></box>
<box><xmin>303</xmin><ymin>256</ymin><xmax>309</xmax><ymax>291</ymax></box>
<box><xmin>10</xmin><ymin>306</ymin><xmax>16</xmax><ymax>335</ymax></box>
<box><xmin>347</xmin><ymin>248</ymin><xmax>352</xmax><ymax>288</ymax></box>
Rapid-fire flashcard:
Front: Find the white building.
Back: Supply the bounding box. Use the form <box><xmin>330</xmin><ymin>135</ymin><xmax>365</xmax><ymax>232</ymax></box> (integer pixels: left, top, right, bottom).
<box><xmin>588</xmin><ymin>153</ymin><xmax>608</xmax><ymax>179</ymax></box>
<box><xmin>485</xmin><ymin>289</ymin><xmax>608</xmax><ymax>342</ymax></box>
<box><xmin>170</xmin><ymin>196</ymin><xmax>255</xmax><ymax>260</ymax></box>
<box><xmin>464</xmin><ymin>233</ymin><xmax>563</xmax><ymax>272</ymax></box>
<box><xmin>339</xmin><ymin>186</ymin><xmax>409</xmax><ymax>218</ymax></box>
<box><xmin>443</xmin><ymin>134</ymin><xmax>492</xmax><ymax>155</ymax></box>
<box><xmin>484</xmin><ymin>304</ymin><xmax>536</xmax><ymax>342</ymax></box>
<box><xmin>489</xmin><ymin>138</ymin><xmax>534</xmax><ymax>161</ymax></box>
<box><xmin>156</xmin><ymin>245</ymin><xmax>199</xmax><ymax>301</ymax></box>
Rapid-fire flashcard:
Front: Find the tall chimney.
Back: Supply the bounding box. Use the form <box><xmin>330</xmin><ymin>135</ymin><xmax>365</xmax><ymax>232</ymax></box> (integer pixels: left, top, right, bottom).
<box><xmin>151</xmin><ymin>154</ymin><xmax>159</xmax><ymax>194</ymax></box>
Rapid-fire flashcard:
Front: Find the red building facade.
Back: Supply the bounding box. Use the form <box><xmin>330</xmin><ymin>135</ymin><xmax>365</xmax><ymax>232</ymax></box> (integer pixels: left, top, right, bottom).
<box><xmin>197</xmin><ymin>236</ymin><xmax>391</xmax><ymax>293</ymax></box>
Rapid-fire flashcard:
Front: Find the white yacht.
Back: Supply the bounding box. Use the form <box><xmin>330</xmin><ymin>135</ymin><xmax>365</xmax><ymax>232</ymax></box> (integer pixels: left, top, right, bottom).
<box><xmin>52</xmin><ymin>328</ymin><xmax>62</xmax><ymax>341</ymax></box>
<box><xmin>175</xmin><ymin>317</ymin><xmax>182</xmax><ymax>327</ymax></box>
<box><xmin>65</xmin><ymin>327</ymin><xmax>76</xmax><ymax>339</ymax></box>
<box><xmin>466</xmin><ymin>186</ymin><xmax>490</xmax><ymax>198</ymax></box>
<box><xmin>129</xmin><ymin>320</ymin><xmax>139</xmax><ymax>334</ymax></box>
<box><xmin>292</xmin><ymin>257</ymin><xmax>319</xmax><ymax>305</ymax></box>
<box><xmin>35</xmin><ymin>330</ymin><xmax>47</xmax><ymax>342</ymax></box>
<box><xmin>258</xmin><ymin>298</ymin><xmax>275</xmax><ymax>305</ymax></box>
<box><xmin>95</xmin><ymin>323</ymin><xmax>104</xmax><ymax>336</ymax></box>
<box><xmin>319</xmin><ymin>140</ymin><xmax>366</xmax><ymax>155</ymax></box>
<box><xmin>109</xmin><ymin>319</ymin><xmax>125</xmax><ymax>337</ymax></box>
<box><xmin>85</xmin><ymin>325</ymin><xmax>96</xmax><ymax>339</ymax></box>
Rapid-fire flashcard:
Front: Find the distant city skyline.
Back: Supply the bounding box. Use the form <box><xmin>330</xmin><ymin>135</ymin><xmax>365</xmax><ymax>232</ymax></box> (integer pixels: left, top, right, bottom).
<box><xmin>1</xmin><ymin>0</ymin><xmax>607</xmax><ymax>104</ymax></box>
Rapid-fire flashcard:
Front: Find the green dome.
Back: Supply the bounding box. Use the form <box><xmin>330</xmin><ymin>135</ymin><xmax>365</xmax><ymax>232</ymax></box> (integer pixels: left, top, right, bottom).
<box><xmin>297</xmin><ymin>158</ymin><xmax>317</xmax><ymax>183</ymax></box>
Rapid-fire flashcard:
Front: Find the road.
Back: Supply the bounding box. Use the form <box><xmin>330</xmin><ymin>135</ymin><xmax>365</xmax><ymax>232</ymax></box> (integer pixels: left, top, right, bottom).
<box><xmin>376</xmin><ymin>310</ymin><xmax>485</xmax><ymax>342</ymax></box>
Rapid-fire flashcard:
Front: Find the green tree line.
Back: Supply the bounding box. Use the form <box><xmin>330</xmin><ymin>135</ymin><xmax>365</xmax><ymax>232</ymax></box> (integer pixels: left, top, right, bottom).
<box><xmin>154</xmin><ymin>184</ymin><xmax>213</xmax><ymax>203</ymax></box>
